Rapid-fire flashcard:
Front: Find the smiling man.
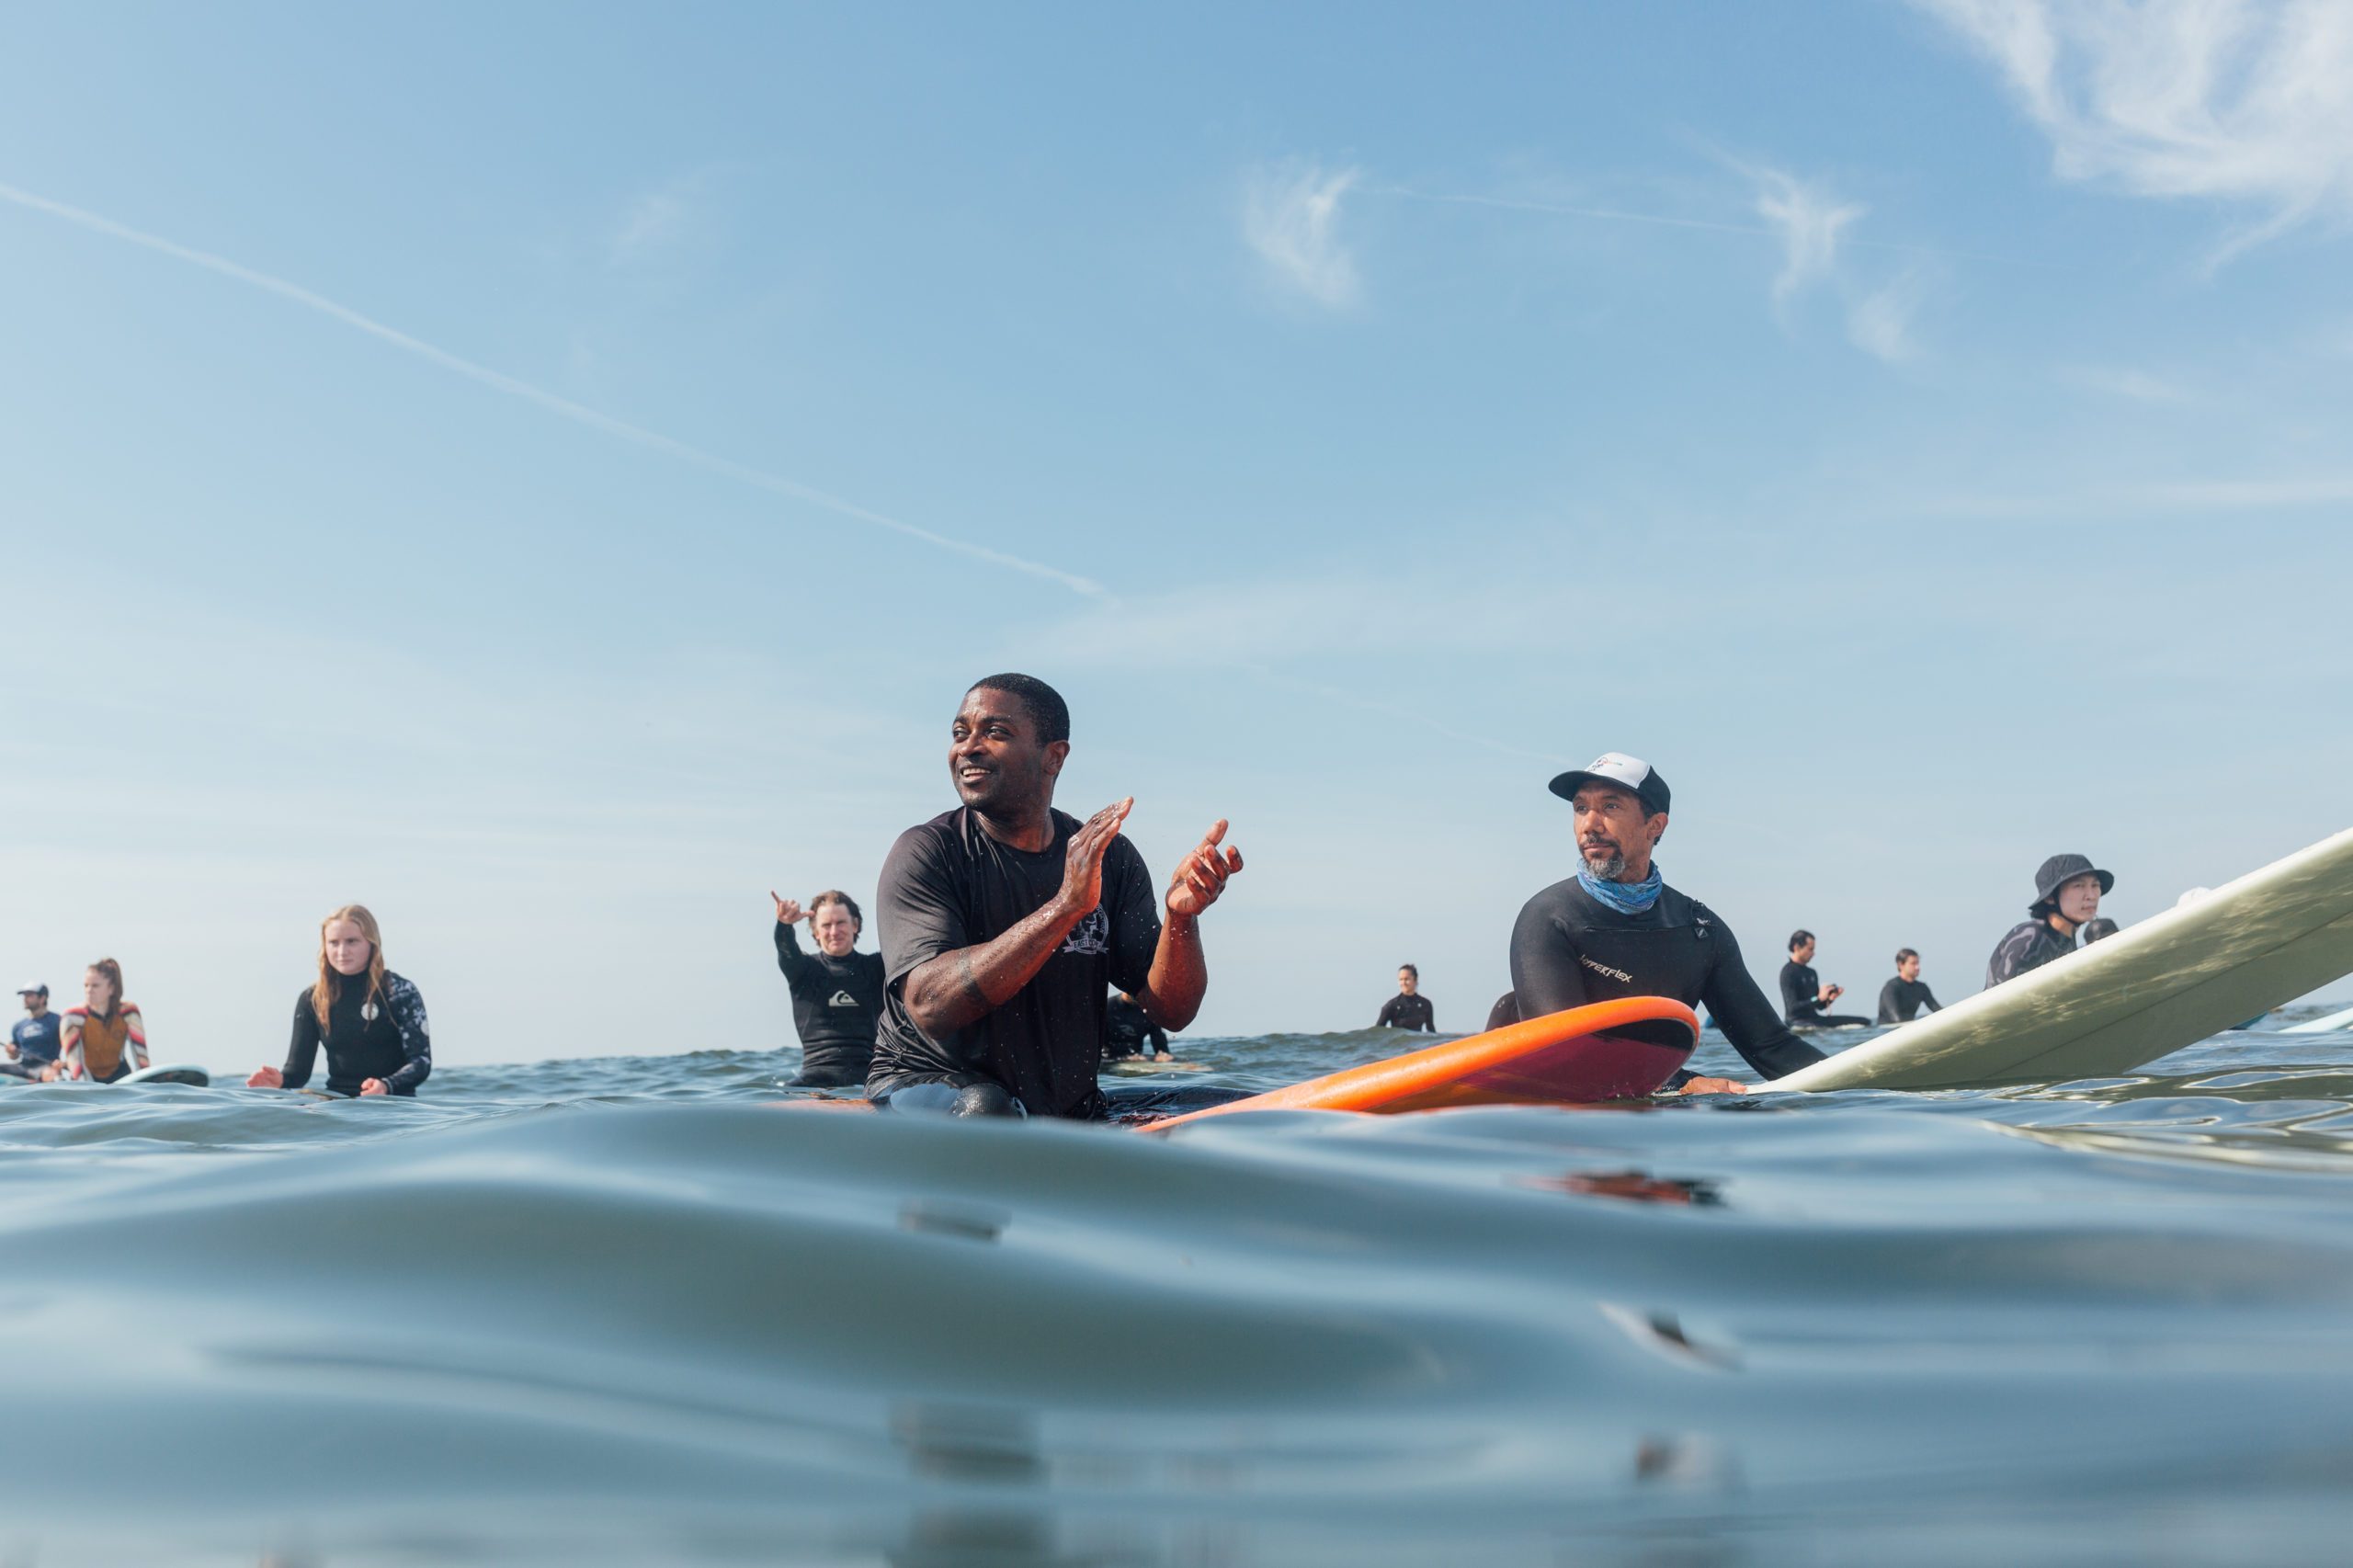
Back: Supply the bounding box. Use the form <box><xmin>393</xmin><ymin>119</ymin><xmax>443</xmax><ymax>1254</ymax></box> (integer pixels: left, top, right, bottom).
<box><xmin>865</xmin><ymin>674</ymin><xmax>1244</xmax><ymax>1119</ymax></box>
<box><xmin>1506</xmin><ymin>753</ymin><xmax>1824</xmax><ymax>1095</ymax></box>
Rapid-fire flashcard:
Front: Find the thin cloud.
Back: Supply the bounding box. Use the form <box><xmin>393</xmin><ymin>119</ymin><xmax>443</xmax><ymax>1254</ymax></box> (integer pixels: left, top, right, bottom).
<box><xmin>1915</xmin><ymin>473</ymin><xmax>2353</xmax><ymax>519</ymax></box>
<box><xmin>1243</xmin><ymin>161</ymin><xmax>1363</xmax><ymax>308</ymax></box>
<box><xmin>1751</xmin><ymin>168</ymin><xmax>1866</xmax><ymax>309</ymax></box>
<box><xmin>2058</xmin><ymin>365</ymin><xmax>2196</xmax><ymax>403</ymax></box>
<box><xmin>1911</xmin><ymin>0</ymin><xmax>2353</xmax><ymax>256</ymax></box>
<box><xmin>0</xmin><ymin>180</ymin><xmax>1105</xmax><ymax>598</ymax></box>
<box><xmin>1847</xmin><ymin>271</ymin><xmax>1928</xmax><ymax>362</ymax></box>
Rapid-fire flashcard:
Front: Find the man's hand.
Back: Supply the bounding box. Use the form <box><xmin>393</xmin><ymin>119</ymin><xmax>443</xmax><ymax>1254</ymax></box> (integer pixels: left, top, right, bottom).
<box><xmin>360</xmin><ymin>1078</ymin><xmax>389</xmax><ymax>1096</ymax></box>
<box><xmin>1059</xmin><ymin>798</ymin><xmax>1134</xmax><ymax>919</ymax></box>
<box><xmin>247</xmin><ymin>1065</ymin><xmax>284</xmax><ymax>1089</ymax></box>
<box><xmin>1166</xmin><ymin>819</ymin><xmax>1244</xmax><ymax>920</ymax></box>
<box><xmin>1676</xmin><ymin>1076</ymin><xmax>1751</xmax><ymax>1096</ymax></box>
<box><xmin>1818</xmin><ymin>983</ymin><xmax>1843</xmax><ymax>1004</ymax></box>
<box><xmin>772</xmin><ymin>892</ymin><xmax>804</xmax><ymax>925</ymax></box>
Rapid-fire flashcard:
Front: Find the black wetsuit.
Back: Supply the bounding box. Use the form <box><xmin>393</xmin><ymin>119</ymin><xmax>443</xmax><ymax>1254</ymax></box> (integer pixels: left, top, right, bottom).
<box><xmin>773</xmin><ymin>922</ymin><xmax>886</xmax><ymax>1086</ymax></box>
<box><xmin>1103</xmin><ymin>994</ymin><xmax>1168</xmax><ymax>1059</ymax></box>
<box><xmin>1876</xmin><ymin>976</ymin><xmax>1942</xmax><ymax>1024</ymax></box>
<box><xmin>1986</xmin><ymin>919</ymin><xmax>2076</xmax><ymax>987</ymax></box>
<box><xmin>1779</xmin><ymin>960</ymin><xmax>1871</xmax><ymax>1028</ymax></box>
<box><xmin>281</xmin><ymin>972</ymin><xmax>432</xmax><ymax>1096</ymax></box>
<box><xmin>1375</xmin><ymin>993</ymin><xmax>1436</xmax><ymax>1032</ymax></box>
<box><xmin>1508</xmin><ymin>878</ymin><xmax>1825</xmax><ymax>1085</ymax></box>
<box><xmin>869</xmin><ymin>807</ymin><xmax>1161</xmax><ymax>1119</ymax></box>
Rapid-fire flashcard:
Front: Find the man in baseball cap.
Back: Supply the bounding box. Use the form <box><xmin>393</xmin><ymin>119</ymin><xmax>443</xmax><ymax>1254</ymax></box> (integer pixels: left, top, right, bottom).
<box><xmin>7</xmin><ymin>983</ymin><xmax>61</xmax><ymax>1081</ymax></box>
<box><xmin>1502</xmin><ymin>752</ymin><xmax>1826</xmax><ymax>1095</ymax></box>
<box><xmin>1985</xmin><ymin>854</ymin><xmax>2114</xmax><ymax>987</ymax></box>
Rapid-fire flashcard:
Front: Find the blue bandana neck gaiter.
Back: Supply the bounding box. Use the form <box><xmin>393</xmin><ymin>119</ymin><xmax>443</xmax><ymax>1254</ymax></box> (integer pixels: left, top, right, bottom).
<box><xmin>1579</xmin><ymin>864</ymin><xmax>1664</xmax><ymax>915</ymax></box>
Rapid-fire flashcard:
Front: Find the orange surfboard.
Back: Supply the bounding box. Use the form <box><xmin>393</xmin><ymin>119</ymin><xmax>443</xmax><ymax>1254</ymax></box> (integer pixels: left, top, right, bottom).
<box><xmin>1145</xmin><ymin>996</ymin><xmax>1699</xmax><ymax>1130</ymax></box>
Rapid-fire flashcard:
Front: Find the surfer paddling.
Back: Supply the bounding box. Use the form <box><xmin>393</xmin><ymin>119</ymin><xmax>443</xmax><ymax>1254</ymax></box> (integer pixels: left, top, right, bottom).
<box><xmin>1985</xmin><ymin>854</ymin><xmax>2111</xmax><ymax>987</ymax></box>
<box><xmin>1503</xmin><ymin>753</ymin><xmax>1824</xmax><ymax>1095</ymax></box>
<box><xmin>864</xmin><ymin>674</ymin><xmax>1244</xmax><ymax>1119</ymax></box>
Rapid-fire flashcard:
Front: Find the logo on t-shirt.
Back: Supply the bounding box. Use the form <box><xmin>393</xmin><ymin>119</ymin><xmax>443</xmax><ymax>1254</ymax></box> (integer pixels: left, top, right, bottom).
<box><xmin>827</xmin><ymin>989</ymin><xmax>859</xmax><ymax>1008</ymax></box>
<box><xmin>1061</xmin><ymin>908</ymin><xmax>1110</xmax><ymax>957</ymax></box>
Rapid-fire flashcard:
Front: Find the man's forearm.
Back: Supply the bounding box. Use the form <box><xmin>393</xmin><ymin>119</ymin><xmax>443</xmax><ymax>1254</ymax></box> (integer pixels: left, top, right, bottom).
<box><xmin>1138</xmin><ymin>914</ymin><xmax>1207</xmax><ymax>1031</ymax></box>
<box><xmin>904</xmin><ymin>895</ymin><xmax>1089</xmax><ymax>1038</ymax></box>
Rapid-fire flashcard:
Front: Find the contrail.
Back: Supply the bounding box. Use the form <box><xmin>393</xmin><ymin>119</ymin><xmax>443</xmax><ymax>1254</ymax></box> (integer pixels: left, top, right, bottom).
<box><xmin>0</xmin><ymin>181</ymin><xmax>1106</xmax><ymax>598</ymax></box>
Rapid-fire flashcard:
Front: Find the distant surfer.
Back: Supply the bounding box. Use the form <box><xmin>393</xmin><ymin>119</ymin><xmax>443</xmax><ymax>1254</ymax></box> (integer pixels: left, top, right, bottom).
<box><xmin>1103</xmin><ymin>988</ymin><xmax>1171</xmax><ymax>1061</ymax></box>
<box><xmin>1374</xmin><ymin>965</ymin><xmax>1436</xmax><ymax>1032</ymax></box>
<box><xmin>6</xmin><ymin>983</ymin><xmax>60</xmax><ymax>1082</ymax></box>
<box><xmin>1986</xmin><ymin>854</ymin><xmax>2112</xmax><ymax>987</ymax></box>
<box><xmin>58</xmin><ymin>960</ymin><xmax>147</xmax><ymax>1083</ymax></box>
<box><xmin>247</xmin><ymin>905</ymin><xmax>431</xmax><ymax>1096</ymax></box>
<box><xmin>1875</xmin><ymin>949</ymin><xmax>1943</xmax><ymax>1024</ymax></box>
<box><xmin>772</xmin><ymin>889</ymin><xmax>886</xmax><ymax>1087</ymax></box>
<box><xmin>864</xmin><ymin>674</ymin><xmax>1244</xmax><ymax>1119</ymax></box>
<box><xmin>1504</xmin><ymin>753</ymin><xmax>1825</xmax><ymax>1095</ymax></box>
<box><xmin>1779</xmin><ymin>931</ymin><xmax>1870</xmax><ymax>1028</ymax></box>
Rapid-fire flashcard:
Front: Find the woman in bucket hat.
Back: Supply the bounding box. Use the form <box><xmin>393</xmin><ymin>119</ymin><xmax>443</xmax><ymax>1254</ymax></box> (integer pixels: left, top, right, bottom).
<box><xmin>1985</xmin><ymin>854</ymin><xmax>2113</xmax><ymax>987</ymax></box>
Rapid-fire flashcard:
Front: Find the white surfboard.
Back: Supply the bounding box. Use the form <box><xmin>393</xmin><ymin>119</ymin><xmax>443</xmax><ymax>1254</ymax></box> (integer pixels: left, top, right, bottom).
<box><xmin>119</xmin><ymin>1062</ymin><xmax>211</xmax><ymax>1086</ymax></box>
<box><xmin>2283</xmin><ymin>1004</ymin><xmax>2353</xmax><ymax>1036</ymax></box>
<box><xmin>1771</xmin><ymin>826</ymin><xmax>2353</xmax><ymax>1094</ymax></box>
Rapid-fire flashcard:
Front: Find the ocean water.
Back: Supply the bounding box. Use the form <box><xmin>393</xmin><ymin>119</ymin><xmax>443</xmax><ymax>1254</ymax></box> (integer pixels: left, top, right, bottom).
<box><xmin>7</xmin><ymin>1015</ymin><xmax>2353</xmax><ymax>1565</ymax></box>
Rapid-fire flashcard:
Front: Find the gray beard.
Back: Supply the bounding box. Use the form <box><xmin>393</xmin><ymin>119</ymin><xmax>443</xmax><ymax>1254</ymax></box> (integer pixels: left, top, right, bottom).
<box><xmin>1580</xmin><ymin>846</ymin><xmax>1628</xmax><ymax>881</ymax></box>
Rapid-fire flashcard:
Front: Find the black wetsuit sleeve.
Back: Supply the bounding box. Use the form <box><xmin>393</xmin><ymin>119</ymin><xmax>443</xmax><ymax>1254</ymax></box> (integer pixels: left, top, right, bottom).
<box><xmin>282</xmin><ymin>994</ymin><xmax>322</xmax><ymax>1090</ymax></box>
<box><xmin>1779</xmin><ymin>962</ymin><xmax>1827</xmax><ymax>1025</ymax></box>
<box><xmin>1705</xmin><ymin>928</ymin><xmax>1827</xmax><ymax>1080</ymax></box>
<box><xmin>1375</xmin><ymin>996</ymin><xmax>1403</xmax><ymax>1028</ymax></box>
<box><xmin>1508</xmin><ymin>899</ymin><xmax>1592</xmax><ymax>1017</ymax></box>
<box><xmin>381</xmin><ymin>977</ymin><xmax>433</xmax><ymax>1094</ymax></box>
<box><xmin>1920</xmin><ymin>985</ymin><xmax>1941</xmax><ymax>1014</ymax></box>
<box><xmin>1148</xmin><ymin>1021</ymin><xmax>1169</xmax><ymax>1054</ymax></box>
<box><xmin>775</xmin><ymin>920</ymin><xmax>816</xmax><ymax>987</ymax></box>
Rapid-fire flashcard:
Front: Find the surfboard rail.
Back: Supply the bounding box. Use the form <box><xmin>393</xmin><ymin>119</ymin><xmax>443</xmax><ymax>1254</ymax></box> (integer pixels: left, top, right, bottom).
<box><xmin>1146</xmin><ymin>995</ymin><xmax>1699</xmax><ymax>1130</ymax></box>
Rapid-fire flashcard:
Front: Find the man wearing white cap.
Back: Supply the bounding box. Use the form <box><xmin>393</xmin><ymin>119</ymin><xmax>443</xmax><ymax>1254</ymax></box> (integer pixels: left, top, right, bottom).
<box><xmin>7</xmin><ymin>983</ymin><xmax>62</xmax><ymax>1081</ymax></box>
<box><xmin>1506</xmin><ymin>753</ymin><xmax>1826</xmax><ymax>1095</ymax></box>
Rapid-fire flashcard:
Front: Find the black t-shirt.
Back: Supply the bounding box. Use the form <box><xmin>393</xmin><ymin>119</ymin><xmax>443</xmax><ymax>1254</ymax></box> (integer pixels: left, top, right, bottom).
<box><xmin>869</xmin><ymin>807</ymin><xmax>1161</xmax><ymax>1117</ymax></box>
<box><xmin>1508</xmin><ymin>878</ymin><xmax>1824</xmax><ymax>1083</ymax></box>
<box><xmin>1876</xmin><ymin>976</ymin><xmax>1942</xmax><ymax>1024</ymax></box>
<box><xmin>773</xmin><ymin>921</ymin><xmax>887</xmax><ymax>1084</ymax></box>
<box><xmin>1375</xmin><ymin>993</ymin><xmax>1436</xmax><ymax>1032</ymax></box>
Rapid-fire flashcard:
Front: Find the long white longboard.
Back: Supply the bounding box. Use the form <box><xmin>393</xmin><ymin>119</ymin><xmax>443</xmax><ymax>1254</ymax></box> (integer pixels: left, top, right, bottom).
<box><xmin>1771</xmin><ymin>826</ymin><xmax>2353</xmax><ymax>1094</ymax></box>
<box><xmin>2283</xmin><ymin>1004</ymin><xmax>2353</xmax><ymax>1036</ymax></box>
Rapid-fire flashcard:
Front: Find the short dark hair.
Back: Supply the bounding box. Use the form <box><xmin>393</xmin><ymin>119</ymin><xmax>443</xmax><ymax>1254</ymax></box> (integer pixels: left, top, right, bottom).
<box><xmin>1788</xmin><ymin>929</ymin><xmax>1814</xmax><ymax>952</ymax></box>
<box><xmin>1398</xmin><ymin>963</ymin><xmax>1418</xmax><ymax>979</ymax></box>
<box><xmin>1894</xmin><ymin>947</ymin><xmax>1918</xmax><ymax>966</ymax></box>
<box><xmin>967</xmin><ymin>673</ymin><xmax>1070</xmax><ymax>745</ymax></box>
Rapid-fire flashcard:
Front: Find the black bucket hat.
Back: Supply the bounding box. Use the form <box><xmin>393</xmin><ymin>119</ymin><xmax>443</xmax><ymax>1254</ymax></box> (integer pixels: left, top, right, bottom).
<box><xmin>2033</xmin><ymin>853</ymin><xmax>2114</xmax><ymax>910</ymax></box>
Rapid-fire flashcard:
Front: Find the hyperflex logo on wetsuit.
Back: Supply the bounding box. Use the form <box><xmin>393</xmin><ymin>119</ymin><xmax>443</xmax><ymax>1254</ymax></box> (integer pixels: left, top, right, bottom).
<box><xmin>1580</xmin><ymin>954</ymin><xmax>1634</xmax><ymax>983</ymax></box>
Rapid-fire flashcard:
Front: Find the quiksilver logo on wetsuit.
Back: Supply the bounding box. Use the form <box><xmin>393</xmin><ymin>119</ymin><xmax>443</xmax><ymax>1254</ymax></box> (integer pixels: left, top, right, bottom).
<box><xmin>1579</xmin><ymin>955</ymin><xmax>1633</xmax><ymax>983</ymax></box>
<box><xmin>827</xmin><ymin>990</ymin><xmax>858</xmax><ymax>1008</ymax></box>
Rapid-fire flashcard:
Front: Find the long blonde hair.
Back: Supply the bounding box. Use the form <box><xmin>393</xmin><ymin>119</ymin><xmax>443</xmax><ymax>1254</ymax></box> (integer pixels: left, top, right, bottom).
<box><xmin>312</xmin><ymin>904</ymin><xmax>387</xmax><ymax>1030</ymax></box>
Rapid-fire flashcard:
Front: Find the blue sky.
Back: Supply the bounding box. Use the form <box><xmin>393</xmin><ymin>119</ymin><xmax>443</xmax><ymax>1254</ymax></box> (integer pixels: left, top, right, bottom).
<box><xmin>4</xmin><ymin>1</ymin><xmax>2349</xmax><ymax>1072</ymax></box>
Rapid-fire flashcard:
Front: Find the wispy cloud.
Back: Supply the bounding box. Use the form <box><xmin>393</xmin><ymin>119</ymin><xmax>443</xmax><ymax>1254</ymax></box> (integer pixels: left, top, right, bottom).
<box><xmin>1847</xmin><ymin>271</ymin><xmax>1928</xmax><ymax>362</ymax></box>
<box><xmin>1243</xmin><ymin>161</ymin><xmax>1362</xmax><ymax>308</ymax></box>
<box><xmin>1911</xmin><ymin>0</ymin><xmax>2353</xmax><ymax>256</ymax></box>
<box><xmin>1915</xmin><ymin>473</ymin><xmax>2353</xmax><ymax>519</ymax></box>
<box><xmin>1751</xmin><ymin>168</ymin><xmax>1866</xmax><ymax>309</ymax></box>
<box><xmin>0</xmin><ymin>180</ymin><xmax>1103</xmax><ymax>597</ymax></box>
<box><xmin>608</xmin><ymin>169</ymin><xmax>721</xmax><ymax>267</ymax></box>
<box><xmin>2058</xmin><ymin>364</ymin><xmax>2196</xmax><ymax>403</ymax></box>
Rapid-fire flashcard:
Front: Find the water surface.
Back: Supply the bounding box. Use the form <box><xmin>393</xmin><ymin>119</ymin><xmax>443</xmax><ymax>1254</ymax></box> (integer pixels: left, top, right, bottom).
<box><xmin>6</xmin><ymin>1011</ymin><xmax>2353</xmax><ymax>1564</ymax></box>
